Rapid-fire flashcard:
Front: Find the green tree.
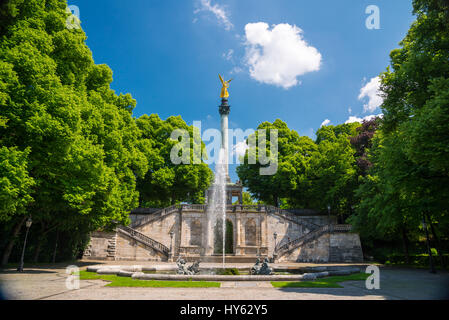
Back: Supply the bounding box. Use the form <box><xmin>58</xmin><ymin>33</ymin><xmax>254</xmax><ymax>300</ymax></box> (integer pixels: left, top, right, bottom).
<box><xmin>306</xmin><ymin>124</ymin><xmax>359</xmax><ymax>220</ymax></box>
<box><xmin>371</xmin><ymin>0</ymin><xmax>449</xmax><ymax>264</ymax></box>
<box><xmin>232</xmin><ymin>191</ymin><xmax>256</xmax><ymax>205</ymax></box>
<box><xmin>135</xmin><ymin>114</ymin><xmax>212</xmax><ymax>207</ymax></box>
<box><xmin>0</xmin><ymin>0</ymin><xmax>148</xmax><ymax>264</ymax></box>
<box><xmin>0</xmin><ymin>147</ymin><xmax>34</xmax><ymax>222</ymax></box>
<box><xmin>349</xmin><ymin>131</ymin><xmax>422</xmax><ymax>263</ymax></box>
<box><xmin>237</xmin><ymin>119</ymin><xmax>316</xmax><ymax>207</ymax></box>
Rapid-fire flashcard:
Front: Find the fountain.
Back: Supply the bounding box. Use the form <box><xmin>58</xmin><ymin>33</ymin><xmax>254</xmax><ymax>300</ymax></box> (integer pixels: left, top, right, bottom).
<box><xmin>205</xmin><ymin>148</ymin><xmax>227</xmax><ymax>269</ymax></box>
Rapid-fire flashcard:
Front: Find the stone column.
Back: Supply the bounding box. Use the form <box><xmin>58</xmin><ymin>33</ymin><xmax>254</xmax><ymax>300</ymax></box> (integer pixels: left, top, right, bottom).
<box><xmin>169</xmin><ymin>231</ymin><xmax>174</xmax><ymax>262</ymax></box>
<box><xmin>261</xmin><ymin>213</ymin><xmax>267</xmax><ymax>247</ymax></box>
<box><xmin>219</xmin><ymin>98</ymin><xmax>231</xmax><ymax>183</ymax></box>
<box><xmin>236</xmin><ymin>213</ymin><xmax>242</xmax><ymax>255</ymax></box>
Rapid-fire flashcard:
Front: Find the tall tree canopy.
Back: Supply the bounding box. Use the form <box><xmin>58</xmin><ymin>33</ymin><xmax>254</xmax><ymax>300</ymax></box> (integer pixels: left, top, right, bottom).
<box><xmin>135</xmin><ymin>114</ymin><xmax>212</xmax><ymax>207</ymax></box>
<box><xmin>349</xmin><ymin>0</ymin><xmax>449</xmax><ymax>263</ymax></box>
<box><xmin>236</xmin><ymin>120</ymin><xmax>360</xmax><ymax>218</ymax></box>
<box><xmin>0</xmin><ymin>0</ymin><xmax>212</xmax><ymax>264</ymax></box>
<box><xmin>237</xmin><ymin>119</ymin><xmax>316</xmax><ymax>207</ymax></box>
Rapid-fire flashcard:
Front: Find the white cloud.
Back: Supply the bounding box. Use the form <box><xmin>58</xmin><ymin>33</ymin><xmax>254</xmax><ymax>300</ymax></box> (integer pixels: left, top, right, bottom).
<box><xmin>230</xmin><ymin>66</ymin><xmax>243</xmax><ymax>74</ymax></box>
<box><xmin>348</xmin><ymin>107</ymin><xmax>352</xmax><ymax>114</ymax></box>
<box><xmin>321</xmin><ymin>119</ymin><xmax>331</xmax><ymax>127</ymax></box>
<box><xmin>358</xmin><ymin>76</ymin><xmax>383</xmax><ymax>113</ymax></box>
<box><xmin>233</xmin><ymin>141</ymin><xmax>248</xmax><ymax>163</ymax></box>
<box><xmin>194</xmin><ymin>0</ymin><xmax>233</xmax><ymax>31</ymax></box>
<box><xmin>243</xmin><ymin>22</ymin><xmax>322</xmax><ymax>89</ymax></box>
<box><xmin>345</xmin><ymin>114</ymin><xmax>383</xmax><ymax>124</ymax></box>
<box><xmin>222</xmin><ymin>49</ymin><xmax>234</xmax><ymax>61</ymax></box>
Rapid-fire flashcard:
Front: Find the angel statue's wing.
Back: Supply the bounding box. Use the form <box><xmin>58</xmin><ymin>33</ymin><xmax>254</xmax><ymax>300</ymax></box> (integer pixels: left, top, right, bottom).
<box><xmin>219</xmin><ymin>74</ymin><xmax>225</xmax><ymax>85</ymax></box>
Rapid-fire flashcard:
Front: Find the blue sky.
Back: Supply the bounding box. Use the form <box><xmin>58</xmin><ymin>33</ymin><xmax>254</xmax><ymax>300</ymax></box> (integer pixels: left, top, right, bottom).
<box><xmin>70</xmin><ymin>0</ymin><xmax>415</xmax><ymax>182</ymax></box>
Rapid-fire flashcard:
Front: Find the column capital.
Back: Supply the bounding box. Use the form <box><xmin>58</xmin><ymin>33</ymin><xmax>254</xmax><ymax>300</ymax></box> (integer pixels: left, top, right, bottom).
<box><xmin>219</xmin><ymin>98</ymin><xmax>230</xmax><ymax>115</ymax></box>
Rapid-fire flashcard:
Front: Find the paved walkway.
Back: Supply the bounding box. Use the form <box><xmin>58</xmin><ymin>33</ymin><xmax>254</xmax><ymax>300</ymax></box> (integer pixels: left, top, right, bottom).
<box><xmin>1</xmin><ymin>261</ymin><xmax>448</xmax><ymax>300</ymax></box>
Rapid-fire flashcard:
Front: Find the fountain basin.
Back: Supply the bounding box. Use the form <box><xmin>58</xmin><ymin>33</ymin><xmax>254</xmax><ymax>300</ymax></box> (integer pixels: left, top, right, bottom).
<box><xmin>85</xmin><ymin>265</ymin><xmax>362</xmax><ymax>281</ymax></box>
<box><xmin>132</xmin><ymin>272</ymin><xmax>325</xmax><ymax>281</ymax></box>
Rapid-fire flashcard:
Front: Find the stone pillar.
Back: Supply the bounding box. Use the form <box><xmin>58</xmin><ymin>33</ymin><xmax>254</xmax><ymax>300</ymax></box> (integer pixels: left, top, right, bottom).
<box><xmin>177</xmin><ymin>209</ymin><xmax>183</xmax><ymax>257</ymax></box>
<box><xmin>169</xmin><ymin>232</ymin><xmax>174</xmax><ymax>262</ymax></box>
<box><xmin>219</xmin><ymin>98</ymin><xmax>231</xmax><ymax>183</ymax></box>
<box><xmin>261</xmin><ymin>213</ymin><xmax>267</xmax><ymax>247</ymax></box>
<box><xmin>236</xmin><ymin>213</ymin><xmax>242</xmax><ymax>255</ymax></box>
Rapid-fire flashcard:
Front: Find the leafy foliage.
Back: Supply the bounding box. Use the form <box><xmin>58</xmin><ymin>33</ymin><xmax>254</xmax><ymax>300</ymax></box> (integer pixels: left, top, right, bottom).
<box><xmin>0</xmin><ymin>0</ymin><xmax>211</xmax><ymax>264</ymax></box>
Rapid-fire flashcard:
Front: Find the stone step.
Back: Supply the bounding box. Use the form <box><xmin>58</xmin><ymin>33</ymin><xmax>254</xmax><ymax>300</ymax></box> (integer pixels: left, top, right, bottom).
<box><xmin>185</xmin><ymin>255</ymin><xmax>267</xmax><ymax>263</ymax></box>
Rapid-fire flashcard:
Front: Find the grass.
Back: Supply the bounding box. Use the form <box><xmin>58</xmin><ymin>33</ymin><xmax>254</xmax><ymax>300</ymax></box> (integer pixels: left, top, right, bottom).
<box><xmin>271</xmin><ymin>272</ymin><xmax>370</xmax><ymax>288</ymax></box>
<box><xmin>78</xmin><ymin>270</ymin><xmax>221</xmax><ymax>288</ymax></box>
<box><xmin>79</xmin><ymin>270</ymin><xmax>370</xmax><ymax>289</ymax></box>
<box><xmin>215</xmin><ymin>268</ymin><xmax>240</xmax><ymax>275</ymax></box>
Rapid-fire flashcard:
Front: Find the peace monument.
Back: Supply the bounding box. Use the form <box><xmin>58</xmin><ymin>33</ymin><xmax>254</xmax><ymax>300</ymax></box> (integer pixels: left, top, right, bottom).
<box><xmin>83</xmin><ymin>76</ymin><xmax>363</xmax><ymax>263</ymax></box>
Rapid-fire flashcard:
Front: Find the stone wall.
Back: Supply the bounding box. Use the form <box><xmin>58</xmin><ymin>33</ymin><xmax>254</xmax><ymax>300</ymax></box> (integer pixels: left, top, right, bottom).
<box><xmin>115</xmin><ymin>232</ymin><xmax>166</xmax><ymax>261</ymax></box>
<box><xmin>266</xmin><ymin>213</ymin><xmax>310</xmax><ymax>257</ymax></box>
<box><xmin>278</xmin><ymin>233</ymin><xmax>363</xmax><ymax>263</ymax></box>
<box><xmin>83</xmin><ymin>208</ymin><xmax>363</xmax><ymax>263</ymax></box>
<box><xmin>329</xmin><ymin>233</ymin><xmax>364</xmax><ymax>262</ymax></box>
<box><xmin>134</xmin><ymin>211</ymin><xmax>179</xmax><ymax>255</ymax></box>
<box><xmin>83</xmin><ymin>231</ymin><xmax>116</xmax><ymax>260</ymax></box>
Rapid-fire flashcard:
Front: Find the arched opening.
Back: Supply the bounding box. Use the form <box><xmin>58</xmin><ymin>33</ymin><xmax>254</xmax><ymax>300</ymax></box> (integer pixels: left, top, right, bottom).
<box><xmin>245</xmin><ymin>219</ymin><xmax>257</xmax><ymax>246</ymax></box>
<box><xmin>214</xmin><ymin>219</ymin><xmax>234</xmax><ymax>254</ymax></box>
<box><xmin>190</xmin><ymin>219</ymin><xmax>202</xmax><ymax>246</ymax></box>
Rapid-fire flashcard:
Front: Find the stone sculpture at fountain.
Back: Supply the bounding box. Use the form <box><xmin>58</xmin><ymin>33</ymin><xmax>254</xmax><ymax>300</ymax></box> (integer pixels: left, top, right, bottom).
<box><xmin>176</xmin><ymin>257</ymin><xmax>201</xmax><ymax>275</ymax></box>
<box><xmin>250</xmin><ymin>258</ymin><xmax>273</xmax><ymax>275</ymax></box>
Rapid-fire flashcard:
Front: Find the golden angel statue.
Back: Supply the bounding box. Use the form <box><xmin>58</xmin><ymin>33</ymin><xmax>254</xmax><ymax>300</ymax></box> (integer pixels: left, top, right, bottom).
<box><xmin>219</xmin><ymin>74</ymin><xmax>233</xmax><ymax>98</ymax></box>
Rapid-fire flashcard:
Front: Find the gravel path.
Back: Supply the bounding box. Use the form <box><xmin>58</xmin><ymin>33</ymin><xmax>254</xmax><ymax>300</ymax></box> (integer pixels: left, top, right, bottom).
<box><xmin>1</xmin><ymin>262</ymin><xmax>448</xmax><ymax>300</ymax></box>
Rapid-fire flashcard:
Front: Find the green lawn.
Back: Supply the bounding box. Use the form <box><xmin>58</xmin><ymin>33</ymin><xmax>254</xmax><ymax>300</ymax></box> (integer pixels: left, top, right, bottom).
<box><xmin>78</xmin><ymin>270</ymin><xmax>221</xmax><ymax>288</ymax></box>
<box><xmin>271</xmin><ymin>272</ymin><xmax>370</xmax><ymax>288</ymax></box>
<box><xmin>78</xmin><ymin>270</ymin><xmax>370</xmax><ymax>289</ymax></box>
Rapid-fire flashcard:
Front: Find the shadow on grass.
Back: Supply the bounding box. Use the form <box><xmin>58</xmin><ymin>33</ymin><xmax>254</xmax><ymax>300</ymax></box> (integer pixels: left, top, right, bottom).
<box><xmin>271</xmin><ymin>273</ymin><xmax>369</xmax><ymax>289</ymax></box>
<box><xmin>0</xmin><ymin>269</ymin><xmax>57</xmax><ymax>274</ymax></box>
<box><xmin>0</xmin><ymin>260</ymin><xmax>105</xmax><ymax>274</ymax></box>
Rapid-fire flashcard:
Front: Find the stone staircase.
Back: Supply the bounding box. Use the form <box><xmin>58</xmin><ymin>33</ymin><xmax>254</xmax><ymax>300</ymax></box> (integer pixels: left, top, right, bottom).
<box><xmin>117</xmin><ymin>225</ymin><xmax>169</xmax><ymax>257</ymax></box>
<box><xmin>275</xmin><ymin>224</ymin><xmax>352</xmax><ymax>258</ymax></box>
<box><xmin>266</xmin><ymin>206</ymin><xmax>321</xmax><ymax>232</ymax></box>
<box><xmin>83</xmin><ymin>243</ymin><xmax>92</xmax><ymax>257</ymax></box>
<box><xmin>106</xmin><ymin>234</ymin><xmax>117</xmax><ymax>259</ymax></box>
<box><xmin>195</xmin><ymin>255</ymin><xmax>267</xmax><ymax>263</ymax></box>
<box><xmin>130</xmin><ymin>205</ymin><xmax>179</xmax><ymax>229</ymax></box>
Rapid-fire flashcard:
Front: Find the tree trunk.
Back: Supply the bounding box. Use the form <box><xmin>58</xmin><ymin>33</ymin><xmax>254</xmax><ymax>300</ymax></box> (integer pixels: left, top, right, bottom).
<box><xmin>401</xmin><ymin>226</ymin><xmax>410</xmax><ymax>265</ymax></box>
<box><xmin>1</xmin><ymin>216</ymin><xmax>26</xmax><ymax>266</ymax></box>
<box><xmin>426</xmin><ymin>212</ymin><xmax>446</xmax><ymax>269</ymax></box>
<box><xmin>52</xmin><ymin>231</ymin><xmax>59</xmax><ymax>263</ymax></box>
<box><xmin>32</xmin><ymin>239</ymin><xmax>42</xmax><ymax>263</ymax></box>
<box><xmin>273</xmin><ymin>195</ymin><xmax>279</xmax><ymax>208</ymax></box>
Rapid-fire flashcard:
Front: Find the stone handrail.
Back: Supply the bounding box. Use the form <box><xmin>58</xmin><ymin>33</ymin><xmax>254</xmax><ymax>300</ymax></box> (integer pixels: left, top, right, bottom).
<box><xmin>266</xmin><ymin>205</ymin><xmax>320</xmax><ymax>231</ymax></box>
<box><xmin>131</xmin><ymin>204</ymin><xmax>326</xmax><ymax>230</ymax></box>
<box><xmin>275</xmin><ymin>224</ymin><xmax>353</xmax><ymax>257</ymax></box>
<box><xmin>117</xmin><ymin>225</ymin><xmax>169</xmax><ymax>256</ymax></box>
<box><xmin>131</xmin><ymin>204</ymin><xmax>180</xmax><ymax>228</ymax></box>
